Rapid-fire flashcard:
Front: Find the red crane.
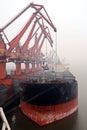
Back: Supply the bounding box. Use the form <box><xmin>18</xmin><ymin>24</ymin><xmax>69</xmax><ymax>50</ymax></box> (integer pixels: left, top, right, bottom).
<box><xmin>0</xmin><ymin>34</ymin><xmax>7</xmax><ymax>79</ymax></box>
<box><xmin>0</xmin><ymin>33</ymin><xmax>12</xmax><ymax>84</ymax></box>
<box><xmin>0</xmin><ymin>3</ymin><xmax>56</xmax><ymax>79</ymax></box>
<box><xmin>1</xmin><ymin>3</ymin><xmax>56</xmax><ymax>52</ymax></box>
<box><xmin>34</xmin><ymin>26</ymin><xmax>53</xmax><ymax>73</ymax></box>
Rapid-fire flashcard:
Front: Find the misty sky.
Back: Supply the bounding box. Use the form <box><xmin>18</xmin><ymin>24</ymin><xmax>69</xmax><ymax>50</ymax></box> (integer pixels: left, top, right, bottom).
<box><xmin>0</xmin><ymin>0</ymin><xmax>87</xmax><ymax>76</ymax></box>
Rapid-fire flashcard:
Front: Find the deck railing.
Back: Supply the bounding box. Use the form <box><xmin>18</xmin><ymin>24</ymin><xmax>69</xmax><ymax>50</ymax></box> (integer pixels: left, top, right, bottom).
<box><xmin>0</xmin><ymin>107</ymin><xmax>11</xmax><ymax>130</ymax></box>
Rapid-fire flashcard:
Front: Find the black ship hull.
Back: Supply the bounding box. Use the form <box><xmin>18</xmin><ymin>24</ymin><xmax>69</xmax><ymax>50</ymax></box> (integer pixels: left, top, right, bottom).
<box><xmin>20</xmin><ymin>70</ymin><xmax>78</xmax><ymax>126</ymax></box>
<box><xmin>21</xmin><ymin>79</ymin><xmax>78</xmax><ymax>106</ymax></box>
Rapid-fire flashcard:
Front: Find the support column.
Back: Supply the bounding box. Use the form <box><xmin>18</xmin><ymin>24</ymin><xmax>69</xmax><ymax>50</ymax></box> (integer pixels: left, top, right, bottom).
<box><xmin>25</xmin><ymin>62</ymin><xmax>29</xmax><ymax>73</ymax></box>
<box><xmin>32</xmin><ymin>63</ymin><xmax>35</xmax><ymax>74</ymax></box>
<box><xmin>36</xmin><ymin>64</ymin><xmax>39</xmax><ymax>70</ymax></box>
<box><xmin>0</xmin><ymin>62</ymin><xmax>6</xmax><ymax>79</ymax></box>
<box><xmin>15</xmin><ymin>62</ymin><xmax>21</xmax><ymax>75</ymax></box>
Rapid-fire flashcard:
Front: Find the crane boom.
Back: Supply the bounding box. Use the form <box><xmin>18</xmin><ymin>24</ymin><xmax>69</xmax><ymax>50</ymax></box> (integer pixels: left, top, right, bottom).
<box><xmin>31</xmin><ymin>31</ymin><xmax>43</xmax><ymax>57</ymax></box>
<box><xmin>36</xmin><ymin>17</ymin><xmax>53</xmax><ymax>47</ymax></box>
<box><xmin>1</xmin><ymin>3</ymin><xmax>33</xmax><ymax>31</ymax></box>
<box><xmin>1</xmin><ymin>3</ymin><xmax>56</xmax><ymax>54</ymax></box>
<box><xmin>22</xmin><ymin>21</ymin><xmax>36</xmax><ymax>52</ymax></box>
<box><xmin>35</xmin><ymin>36</ymin><xmax>45</xmax><ymax>57</ymax></box>
<box><xmin>8</xmin><ymin>8</ymin><xmax>43</xmax><ymax>53</ymax></box>
<box><xmin>1</xmin><ymin>3</ymin><xmax>56</xmax><ymax>32</ymax></box>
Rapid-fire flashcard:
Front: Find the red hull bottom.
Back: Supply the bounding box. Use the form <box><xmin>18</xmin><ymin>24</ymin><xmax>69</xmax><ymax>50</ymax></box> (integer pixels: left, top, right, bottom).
<box><xmin>20</xmin><ymin>97</ymin><xmax>78</xmax><ymax>126</ymax></box>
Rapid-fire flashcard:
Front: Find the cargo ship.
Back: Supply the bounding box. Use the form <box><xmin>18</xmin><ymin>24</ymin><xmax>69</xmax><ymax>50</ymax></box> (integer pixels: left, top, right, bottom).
<box><xmin>20</xmin><ymin>63</ymin><xmax>78</xmax><ymax>126</ymax></box>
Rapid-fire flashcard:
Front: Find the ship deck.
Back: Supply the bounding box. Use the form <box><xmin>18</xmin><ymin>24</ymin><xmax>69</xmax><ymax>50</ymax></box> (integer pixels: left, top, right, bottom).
<box><xmin>25</xmin><ymin>70</ymin><xmax>76</xmax><ymax>84</ymax></box>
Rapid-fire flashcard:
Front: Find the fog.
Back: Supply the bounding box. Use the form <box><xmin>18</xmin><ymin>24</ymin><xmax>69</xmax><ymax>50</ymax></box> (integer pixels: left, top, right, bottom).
<box><xmin>0</xmin><ymin>0</ymin><xmax>87</xmax><ymax>79</ymax></box>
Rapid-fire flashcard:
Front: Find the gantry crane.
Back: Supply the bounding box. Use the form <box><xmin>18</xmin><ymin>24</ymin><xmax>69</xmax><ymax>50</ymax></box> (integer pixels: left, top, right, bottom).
<box><xmin>28</xmin><ymin>18</ymin><xmax>54</xmax><ymax>74</ymax></box>
<box><xmin>0</xmin><ymin>3</ymin><xmax>57</xmax><ymax>80</ymax></box>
